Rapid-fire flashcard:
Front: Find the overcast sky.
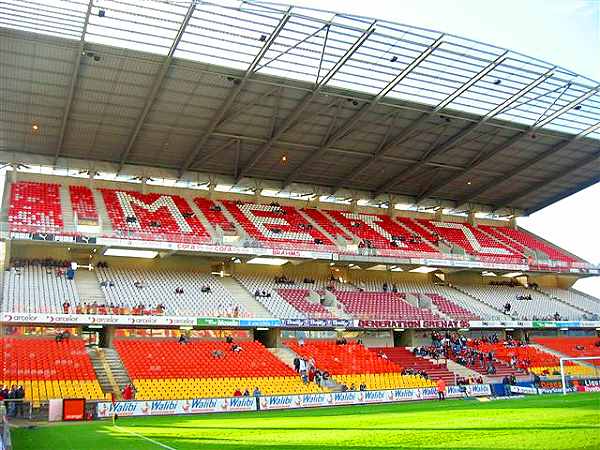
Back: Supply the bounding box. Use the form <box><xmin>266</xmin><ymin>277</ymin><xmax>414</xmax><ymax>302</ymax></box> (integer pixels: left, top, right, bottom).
<box><xmin>287</xmin><ymin>0</ymin><xmax>600</xmax><ymax>296</ymax></box>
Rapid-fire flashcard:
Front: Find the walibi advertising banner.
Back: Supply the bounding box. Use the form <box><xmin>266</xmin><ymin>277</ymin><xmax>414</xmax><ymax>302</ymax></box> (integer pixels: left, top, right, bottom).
<box><xmin>96</xmin><ymin>397</ymin><xmax>256</xmax><ymax>418</ymax></box>
<box><xmin>96</xmin><ymin>385</ymin><xmax>492</xmax><ymax>418</ymax></box>
<box><xmin>259</xmin><ymin>385</ymin><xmax>492</xmax><ymax>411</ymax></box>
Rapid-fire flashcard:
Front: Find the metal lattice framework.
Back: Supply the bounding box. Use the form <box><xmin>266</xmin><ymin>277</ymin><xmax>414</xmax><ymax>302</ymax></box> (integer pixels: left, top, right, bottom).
<box><xmin>0</xmin><ymin>0</ymin><xmax>598</xmax><ymax>215</ymax></box>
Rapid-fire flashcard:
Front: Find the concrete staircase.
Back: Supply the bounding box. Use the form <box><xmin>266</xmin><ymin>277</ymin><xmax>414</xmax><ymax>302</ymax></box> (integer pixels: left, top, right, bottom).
<box><xmin>268</xmin><ymin>347</ymin><xmax>299</xmax><ymax>370</ymax></box>
<box><xmin>88</xmin><ymin>347</ymin><xmax>121</xmax><ymax>396</ymax></box>
<box><xmin>219</xmin><ymin>276</ymin><xmax>274</xmax><ymax>318</ymax></box>
<box><xmin>446</xmin><ymin>359</ymin><xmax>488</xmax><ymax>383</ymax></box>
<box><xmin>103</xmin><ymin>348</ymin><xmax>132</xmax><ymax>391</ymax></box>
<box><xmin>215</xmin><ymin>200</ymin><xmax>250</xmax><ymax>240</ymax></box>
<box><xmin>59</xmin><ymin>186</ymin><xmax>76</xmax><ymax>230</ymax></box>
<box><xmin>92</xmin><ymin>189</ymin><xmax>112</xmax><ymax>233</ymax></box>
<box><xmin>75</xmin><ymin>269</ymin><xmax>106</xmax><ymax>305</ymax></box>
<box><xmin>186</xmin><ymin>196</ymin><xmax>217</xmax><ymax>238</ymax></box>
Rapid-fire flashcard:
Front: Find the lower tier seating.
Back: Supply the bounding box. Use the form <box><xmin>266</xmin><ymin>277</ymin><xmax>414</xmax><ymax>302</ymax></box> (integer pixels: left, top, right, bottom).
<box><xmin>0</xmin><ymin>338</ymin><xmax>105</xmax><ymax>404</ymax></box>
<box><xmin>133</xmin><ymin>376</ymin><xmax>321</xmax><ymax>400</ymax></box>
<box><xmin>286</xmin><ymin>340</ymin><xmax>435</xmax><ymax>390</ymax></box>
<box><xmin>370</xmin><ymin>347</ymin><xmax>457</xmax><ymax>384</ymax></box>
<box><xmin>540</xmin><ymin>288</ymin><xmax>600</xmax><ymax>317</ymax></box>
<box><xmin>533</xmin><ymin>337</ymin><xmax>600</xmax><ymax>366</ymax></box>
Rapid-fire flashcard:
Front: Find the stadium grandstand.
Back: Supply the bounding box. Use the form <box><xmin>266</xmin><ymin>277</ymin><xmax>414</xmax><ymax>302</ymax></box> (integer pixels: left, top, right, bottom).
<box><xmin>0</xmin><ymin>1</ymin><xmax>599</xmax><ymax>449</ymax></box>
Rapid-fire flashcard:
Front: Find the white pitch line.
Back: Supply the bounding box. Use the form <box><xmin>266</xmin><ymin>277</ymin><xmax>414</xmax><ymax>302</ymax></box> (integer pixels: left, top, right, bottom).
<box><xmin>114</xmin><ymin>425</ymin><xmax>177</xmax><ymax>450</ymax></box>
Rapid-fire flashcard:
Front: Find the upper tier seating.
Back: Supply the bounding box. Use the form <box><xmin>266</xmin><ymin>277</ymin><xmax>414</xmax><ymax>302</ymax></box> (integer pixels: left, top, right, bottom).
<box><xmin>221</xmin><ymin>200</ymin><xmax>334</xmax><ymax>248</ymax></box>
<box><xmin>540</xmin><ymin>288</ymin><xmax>600</xmax><ymax>316</ymax></box>
<box><xmin>6</xmin><ymin>181</ymin><xmax>583</xmax><ymax>268</ymax></box>
<box><xmin>496</xmin><ymin>227</ymin><xmax>577</xmax><ymax>263</ymax></box>
<box><xmin>457</xmin><ymin>284</ymin><xmax>585</xmax><ymax>320</ymax></box>
<box><xmin>276</xmin><ymin>289</ymin><xmax>334</xmax><ymax>318</ymax></box>
<box><xmin>301</xmin><ymin>208</ymin><xmax>353</xmax><ymax>241</ymax></box>
<box><xmin>99</xmin><ymin>188</ymin><xmax>209</xmax><ymax>243</ymax></box>
<box><xmin>427</xmin><ymin>293</ymin><xmax>480</xmax><ymax>321</ymax></box>
<box><xmin>8</xmin><ymin>181</ymin><xmax>63</xmax><ymax>232</ymax></box>
<box><xmin>193</xmin><ymin>198</ymin><xmax>237</xmax><ymax>233</ymax></box>
<box><xmin>3</xmin><ymin>264</ymin><xmax>79</xmax><ymax>313</ymax></box>
<box><xmin>97</xmin><ymin>267</ymin><xmax>248</xmax><ymax>317</ymax></box>
<box><xmin>0</xmin><ymin>338</ymin><xmax>104</xmax><ymax>404</ymax></box>
<box><xmin>418</xmin><ymin>219</ymin><xmax>521</xmax><ymax>259</ymax></box>
<box><xmin>69</xmin><ymin>185</ymin><xmax>99</xmax><ymax>223</ymax></box>
<box><xmin>334</xmin><ymin>291</ymin><xmax>442</xmax><ymax>321</ymax></box>
<box><xmin>327</xmin><ymin>210</ymin><xmax>435</xmax><ymax>252</ymax></box>
<box><xmin>234</xmin><ymin>274</ymin><xmax>305</xmax><ymax>319</ymax></box>
<box><xmin>370</xmin><ymin>347</ymin><xmax>457</xmax><ymax>384</ymax></box>
<box><xmin>286</xmin><ymin>340</ymin><xmax>435</xmax><ymax>390</ymax></box>
<box><xmin>533</xmin><ymin>337</ymin><xmax>600</xmax><ymax>366</ymax></box>
<box><xmin>115</xmin><ymin>339</ymin><xmax>321</xmax><ymax>399</ymax></box>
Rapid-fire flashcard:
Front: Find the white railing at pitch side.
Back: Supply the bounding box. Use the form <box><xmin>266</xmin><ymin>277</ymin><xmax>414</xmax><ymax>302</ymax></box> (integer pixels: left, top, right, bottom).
<box><xmin>560</xmin><ymin>356</ymin><xmax>600</xmax><ymax>395</ymax></box>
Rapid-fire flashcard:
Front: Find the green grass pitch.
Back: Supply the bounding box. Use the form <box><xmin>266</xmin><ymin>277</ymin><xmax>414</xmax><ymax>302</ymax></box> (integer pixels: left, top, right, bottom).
<box><xmin>11</xmin><ymin>393</ymin><xmax>600</xmax><ymax>450</ymax></box>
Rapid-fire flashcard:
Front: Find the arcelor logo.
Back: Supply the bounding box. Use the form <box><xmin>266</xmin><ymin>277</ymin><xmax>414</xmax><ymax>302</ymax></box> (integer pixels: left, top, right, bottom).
<box><xmin>6</xmin><ymin>314</ymin><xmax>37</xmax><ymax>321</ymax></box>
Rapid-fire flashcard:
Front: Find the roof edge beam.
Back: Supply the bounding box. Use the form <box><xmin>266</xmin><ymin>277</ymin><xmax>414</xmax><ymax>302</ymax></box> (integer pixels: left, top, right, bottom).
<box><xmin>53</xmin><ymin>0</ymin><xmax>93</xmax><ymax>165</ymax></box>
<box><xmin>282</xmin><ymin>35</ymin><xmax>444</xmax><ymax>188</ymax></box>
<box><xmin>235</xmin><ymin>23</ymin><xmax>376</xmax><ymax>182</ymax></box>
<box><xmin>177</xmin><ymin>9</ymin><xmax>292</xmax><ymax>177</ymax></box>
<box><xmin>373</xmin><ymin>68</ymin><xmax>556</xmax><ymax>197</ymax></box>
<box><xmin>116</xmin><ymin>1</ymin><xmax>197</xmax><ymax>173</ymax></box>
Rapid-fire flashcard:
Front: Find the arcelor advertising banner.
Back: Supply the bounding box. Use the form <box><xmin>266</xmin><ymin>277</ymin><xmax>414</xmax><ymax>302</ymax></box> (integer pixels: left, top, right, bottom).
<box><xmin>96</xmin><ymin>397</ymin><xmax>256</xmax><ymax>418</ymax></box>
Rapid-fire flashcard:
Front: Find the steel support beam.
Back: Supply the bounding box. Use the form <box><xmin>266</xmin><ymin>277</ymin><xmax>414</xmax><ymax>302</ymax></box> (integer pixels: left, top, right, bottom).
<box><xmin>189</xmin><ymin>139</ymin><xmax>237</xmax><ymax>171</ymax></box>
<box><xmin>53</xmin><ymin>0</ymin><xmax>93</xmax><ymax>165</ymax></box>
<box><xmin>235</xmin><ymin>24</ymin><xmax>376</xmax><ymax>182</ymax></box>
<box><xmin>416</xmin><ymin>86</ymin><xmax>600</xmax><ymax>201</ymax></box>
<box><xmin>454</xmin><ymin>119</ymin><xmax>600</xmax><ymax>207</ymax></box>
<box><xmin>374</xmin><ymin>68</ymin><xmax>555</xmax><ymax>196</ymax></box>
<box><xmin>177</xmin><ymin>10</ymin><xmax>292</xmax><ymax>177</ymax></box>
<box><xmin>281</xmin><ymin>36</ymin><xmax>445</xmax><ymax>188</ymax></box>
<box><xmin>335</xmin><ymin>51</ymin><xmax>508</xmax><ymax>188</ymax></box>
<box><xmin>497</xmin><ymin>150</ymin><xmax>599</xmax><ymax>210</ymax></box>
<box><xmin>116</xmin><ymin>1</ymin><xmax>197</xmax><ymax>173</ymax></box>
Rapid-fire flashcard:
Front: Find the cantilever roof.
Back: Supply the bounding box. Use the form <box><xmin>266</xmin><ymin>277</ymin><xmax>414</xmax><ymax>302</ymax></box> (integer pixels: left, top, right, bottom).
<box><xmin>0</xmin><ymin>0</ymin><xmax>598</xmax><ymax>214</ymax></box>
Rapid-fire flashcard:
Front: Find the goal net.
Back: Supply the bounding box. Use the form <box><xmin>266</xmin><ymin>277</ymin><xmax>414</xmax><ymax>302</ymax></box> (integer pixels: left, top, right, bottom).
<box><xmin>559</xmin><ymin>357</ymin><xmax>600</xmax><ymax>395</ymax></box>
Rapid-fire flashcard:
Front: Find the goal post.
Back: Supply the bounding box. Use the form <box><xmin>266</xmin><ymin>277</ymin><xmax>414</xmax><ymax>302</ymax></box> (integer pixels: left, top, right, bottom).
<box><xmin>559</xmin><ymin>357</ymin><xmax>600</xmax><ymax>395</ymax></box>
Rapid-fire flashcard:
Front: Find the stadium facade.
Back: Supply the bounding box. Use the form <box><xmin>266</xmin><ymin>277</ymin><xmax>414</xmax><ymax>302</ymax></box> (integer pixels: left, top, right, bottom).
<box><xmin>0</xmin><ymin>0</ymin><xmax>598</xmax><ymax>424</ymax></box>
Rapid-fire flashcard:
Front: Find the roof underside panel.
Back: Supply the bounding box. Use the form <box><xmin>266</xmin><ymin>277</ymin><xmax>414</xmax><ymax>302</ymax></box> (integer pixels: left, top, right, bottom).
<box><xmin>0</xmin><ymin>1</ymin><xmax>598</xmax><ymax>214</ymax></box>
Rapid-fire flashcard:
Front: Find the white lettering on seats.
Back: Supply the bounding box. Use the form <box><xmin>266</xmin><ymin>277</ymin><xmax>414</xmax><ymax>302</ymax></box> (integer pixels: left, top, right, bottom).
<box><xmin>240</xmin><ymin>204</ymin><xmax>314</xmax><ymax>241</ymax></box>
<box><xmin>117</xmin><ymin>192</ymin><xmax>192</xmax><ymax>233</ymax></box>
<box><xmin>432</xmin><ymin>222</ymin><xmax>510</xmax><ymax>255</ymax></box>
<box><xmin>340</xmin><ymin>212</ymin><xmax>407</xmax><ymax>248</ymax></box>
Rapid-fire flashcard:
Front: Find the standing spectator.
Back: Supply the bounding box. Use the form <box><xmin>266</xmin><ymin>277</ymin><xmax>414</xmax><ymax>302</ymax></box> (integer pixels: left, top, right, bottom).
<box><xmin>502</xmin><ymin>376</ymin><xmax>511</xmax><ymax>396</ymax></box>
<box><xmin>15</xmin><ymin>385</ymin><xmax>25</xmax><ymax>417</ymax></box>
<box><xmin>253</xmin><ymin>387</ymin><xmax>261</xmax><ymax>398</ymax></box>
<box><xmin>293</xmin><ymin>357</ymin><xmax>300</xmax><ymax>373</ymax></box>
<box><xmin>233</xmin><ymin>389</ymin><xmax>242</xmax><ymax>397</ymax></box>
<box><xmin>436</xmin><ymin>379</ymin><xmax>446</xmax><ymax>401</ymax></box>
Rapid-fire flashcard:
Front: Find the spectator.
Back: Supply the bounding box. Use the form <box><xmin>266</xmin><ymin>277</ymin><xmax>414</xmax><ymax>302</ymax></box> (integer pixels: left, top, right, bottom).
<box><xmin>233</xmin><ymin>389</ymin><xmax>242</xmax><ymax>397</ymax></box>
<box><xmin>359</xmin><ymin>382</ymin><xmax>367</xmax><ymax>391</ymax></box>
<box><xmin>62</xmin><ymin>301</ymin><xmax>70</xmax><ymax>314</ymax></box>
<box><xmin>178</xmin><ymin>334</ymin><xmax>189</xmax><ymax>345</ymax></box>
<box><xmin>212</xmin><ymin>349</ymin><xmax>224</xmax><ymax>359</ymax></box>
<box><xmin>253</xmin><ymin>387</ymin><xmax>261</xmax><ymax>398</ymax></box>
<box><xmin>225</xmin><ymin>335</ymin><xmax>234</xmax><ymax>344</ymax></box>
<box><xmin>293</xmin><ymin>357</ymin><xmax>300</xmax><ymax>372</ymax></box>
<box><xmin>231</xmin><ymin>344</ymin><xmax>242</xmax><ymax>353</ymax></box>
<box><xmin>436</xmin><ymin>379</ymin><xmax>446</xmax><ymax>400</ymax></box>
<box><xmin>242</xmin><ymin>388</ymin><xmax>250</xmax><ymax>397</ymax></box>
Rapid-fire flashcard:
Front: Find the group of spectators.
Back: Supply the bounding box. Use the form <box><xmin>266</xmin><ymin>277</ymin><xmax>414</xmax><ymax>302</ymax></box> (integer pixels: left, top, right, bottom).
<box><xmin>66</xmin><ymin>301</ymin><xmax>166</xmax><ymax>316</ymax></box>
<box><xmin>382</xmin><ymin>282</ymin><xmax>400</xmax><ymax>293</ymax></box>
<box><xmin>400</xmin><ymin>367</ymin><xmax>429</xmax><ymax>379</ymax></box>
<box><xmin>11</xmin><ymin>258</ymin><xmax>77</xmax><ymax>280</ymax></box>
<box><xmin>0</xmin><ymin>385</ymin><xmax>26</xmax><ymax>417</ymax></box>
<box><xmin>292</xmin><ymin>356</ymin><xmax>335</xmax><ymax>388</ymax></box>
<box><xmin>232</xmin><ymin>387</ymin><xmax>261</xmax><ymax>398</ymax></box>
<box><xmin>274</xmin><ymin>276</ymin><xmax>294</xmax><ymax>285</ymax></box>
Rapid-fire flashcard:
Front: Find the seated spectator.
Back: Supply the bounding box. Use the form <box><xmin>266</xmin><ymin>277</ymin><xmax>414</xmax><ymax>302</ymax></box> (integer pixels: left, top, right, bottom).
<box><xmin>178</xmin><ymin>334</ymin><xmax>189</xmax><ymax>345</ymax></box>
<box><xmin>359</xmin><ymin>382</ymin><xmax>367</xmax><ymax>391</ymax></box>
<box><xmin>62</xmin><ymin>301</ymin><xmax>70</xmax><ymax>314</ymax></box>
<box><xmin>233</xmin><ymin>389</ymin><xmax>242</xmax><ymax>397</ymax></box>
<box><xmin>231</xmin><ymin>344</ymin><xmax>242</xmax><ymax>353</ymax></box>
